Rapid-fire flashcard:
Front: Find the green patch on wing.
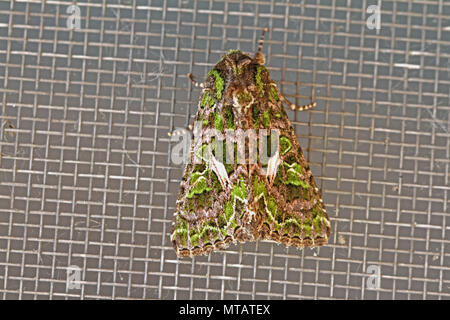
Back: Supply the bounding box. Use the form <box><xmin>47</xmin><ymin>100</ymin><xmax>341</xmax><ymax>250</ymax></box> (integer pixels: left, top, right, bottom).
<box><xmin>279</xmin><ymin>136</ymin><xmax>292</xmax><ymax>155</ymax></box>
<box><xmin>207</xmin><ymin>69</ymin><xmax>225</xmax><ymax>100</ymax></box>
<box><xmin>284</xmin><ymin>162</ymin><xmax>309</xmax><ymax>189</ymax></box>
<box><xmin>312</xmin><ymin>204</ymin><xmax>329</xmax><ymax>235</ymax></box>
<box><xmin>224</xmin><ymin>105</ymin><xmax>235</xmax><ymax>130</ymax></box>
<box><xmin>195</xmin><ymin>144</ymin><xmax>210</xmax><ymax>162</ymax></box>
<box><xmin>269</xmin><ymin>86</ymin><xmax>280</xmax><ymax>102</ymax></box>
<box><xmin>215</xmin><ymin>113</ymin><xmax>224</xmax><ymax>131</ymax></box>
<box><xmin>226</xmin><ymin>177</ymin><xmax>248</xmax><ymax>221</ymax></box>
<box><xmin>231</xmin><ymin>178</ymin><xmax>247</xmax><ymax>201</ymax></box>
<box><xmin>224</xmin><ymin>201</ymin><xmax>237</xmax><ymax>229</ymax></box>
<box><xmin>187</xmin><ymin>152</ymin><xmax>222</xmax><ymax>201</ymax></box>
<box><xmin>262</xmin><ymin>111</ymin><xmax>270</xmax><ymax>128</ymax></box>
<box><xmin>302</xmin><ymin>220</ymin><xmax>312</xmax><ymax>237</ymax></box>
<box><xmin>253</xmin><ymin>175</ymin><xmax>267</xmax><ymax>199</ymax></box>
<box><xmin>255</xmin><ymin>66</ymin><xmax>266</xmax><ymax>96</ymax></box>
<box><xmin>201</xmin><ymin>91</ymin><xmax>215</xmax><ymax>108</ymax></box>
<box><xmin>283</xmin><ymin>218</ymin><xmax>302</xmax><ymax>237</ymax></box>
<box><xmin>224</xmin><ymin>201</ymin><xmax>234</xmax><ymax>222</ymax></box>
<box><xmin>266</xmin><ymin>197</ymin><xmax>283</xmax><ymax>231</ymax></box>
<box><xmin>172</xmin><ymin>215</ymin><xmax>189</xmax><ymax>245</ymax></box>
<box><xmin>190</xmin><ymin>228</ymin><xmax>199</xmax><ymax>248</ymax></box>
<box><xmin>252</xmin><ymin>105</ymin><xmax>260</xmax><ymax>129</ymax></box>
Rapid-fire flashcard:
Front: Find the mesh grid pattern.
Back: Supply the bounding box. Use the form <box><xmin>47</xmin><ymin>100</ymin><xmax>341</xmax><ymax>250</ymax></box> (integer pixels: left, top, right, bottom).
<box><xmin>0</xmin><ymin>0</ymin><xmax>449</xmax><ymax>299</ymax></box>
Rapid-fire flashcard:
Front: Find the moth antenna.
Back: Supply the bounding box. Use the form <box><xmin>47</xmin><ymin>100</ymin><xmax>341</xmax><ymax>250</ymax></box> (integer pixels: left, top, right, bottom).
<box><xmin>167</xmin><ymin>120</ymin><xmax>194</xmax><ymax>137</ymax></box>
<box><xmin>254</xmin><ymin>28</ymin><xmax>268</xmax><ymax>64</ymax></box>
<box><xmin>255</xmin><ymin>27</ymin><xmax>268</xmax><ymax>57</ymax></box>
<box><xmin>186</xmin><ymin>73</ymin><xmax>205</xmax><ymax>88</ymax></box>
<box><xmin>279</xmin><ymin>93</ymin><xmax>317</xmax><ymax>111</ymax></box>
<box><xmin>167</xmin><ymin>127</ymin><xmax>192</xmax><ymax>137</ymax></box>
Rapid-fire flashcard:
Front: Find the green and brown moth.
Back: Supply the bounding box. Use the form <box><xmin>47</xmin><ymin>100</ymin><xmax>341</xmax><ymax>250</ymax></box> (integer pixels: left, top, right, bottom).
<box><xmin>171</xmin><ymin>29</ymin><xmax>330</xmax><ymax>257</ymax></box>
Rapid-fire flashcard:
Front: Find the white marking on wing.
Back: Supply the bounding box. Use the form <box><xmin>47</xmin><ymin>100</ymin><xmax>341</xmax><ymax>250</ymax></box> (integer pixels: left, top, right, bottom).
<box><xmin>232</xmin><ymin>95</ymin><xmax>243</xmax><ymax>115</ymax></box>
<box><xmin>266</xmin><ymin>150</ymin><xmax>281</xmax><ymax>185</ymax></box>
<box><xmin>210</xmin><ymin>154</ymin><xmax>230</xmax><ymax>189</ymax></box>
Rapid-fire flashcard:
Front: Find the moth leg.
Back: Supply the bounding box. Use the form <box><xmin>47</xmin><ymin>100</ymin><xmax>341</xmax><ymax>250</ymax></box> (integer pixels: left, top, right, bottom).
<box><xmin>186</xmin><ymin>73</ymin><xmax>205</xmax><ymax>88</ymax></box>
<box><xmin>279</xmin><ymin>94</ymin><xmax>317</xmax><ymax>111</ymax></box>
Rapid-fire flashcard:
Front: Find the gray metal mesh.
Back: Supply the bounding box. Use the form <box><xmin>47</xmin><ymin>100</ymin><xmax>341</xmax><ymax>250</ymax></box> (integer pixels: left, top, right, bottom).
<box><xmin>0</xmin><ymin>0</ymin><xmax>449</xmax><ymax>299</ymax></box>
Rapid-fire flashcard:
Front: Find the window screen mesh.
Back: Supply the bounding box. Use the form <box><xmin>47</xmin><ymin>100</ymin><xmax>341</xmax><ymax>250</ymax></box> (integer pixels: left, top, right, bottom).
<box><xmin>0</xmin><ymin>0</ymin><xmax>448</xmax><ymax>299</ymax></box>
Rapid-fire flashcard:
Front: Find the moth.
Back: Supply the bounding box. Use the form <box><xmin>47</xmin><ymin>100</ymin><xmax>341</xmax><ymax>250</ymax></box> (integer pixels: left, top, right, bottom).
<box><xmin>171</xmin><ymin>29</ymin><xmax>330</xmax><ymax>257</ymax></box>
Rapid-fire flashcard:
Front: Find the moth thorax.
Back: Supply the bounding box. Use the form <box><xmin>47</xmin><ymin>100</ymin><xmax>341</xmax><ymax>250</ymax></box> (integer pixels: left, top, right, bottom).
<box><xmin>233</xmin><ymin>89</ymin><xmax>254</xmax><ymax>114</ymax></box>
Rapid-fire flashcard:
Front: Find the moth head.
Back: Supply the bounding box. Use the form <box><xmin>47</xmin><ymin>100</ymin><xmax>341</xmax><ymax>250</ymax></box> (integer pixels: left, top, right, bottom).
<box><xmin>222</xmin><ymin>50</ymin><xmax>256</xmax><ymax>77</ymax></box>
